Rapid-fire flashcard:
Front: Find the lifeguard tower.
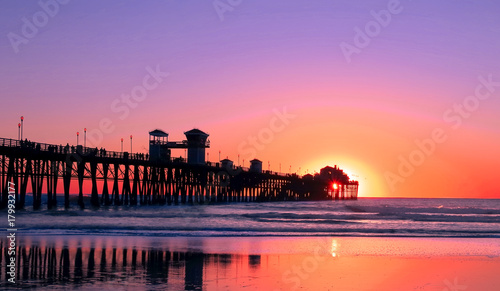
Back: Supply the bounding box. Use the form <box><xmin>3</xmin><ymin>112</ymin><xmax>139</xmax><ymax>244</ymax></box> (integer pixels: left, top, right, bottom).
<box><xmin>148</xmin><ymin>128</ymin><xmax>210</xmax><ymax>164</ymax></box>
<box><xmin>220</xmin><ymin>158</ymin><xmax>234</xmax><ymax>169</ymax></box>
<box><xmin>250</xmin><ymin>159</ymin><xmax>263</xmax><ymax>173</ymax></box>
<box><xmin>184</xmin><ymin>129</ymin><xmax>210</xmax><ymax>165</ymax></box>
<box><xmin>149</xmin><ymin>129</ymin><xmax>170</xmax><ymax>162</ymax></box>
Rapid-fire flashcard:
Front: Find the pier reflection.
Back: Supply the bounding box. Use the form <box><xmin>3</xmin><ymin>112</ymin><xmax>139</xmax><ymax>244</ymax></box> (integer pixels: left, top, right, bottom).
<box><xmin>0</xmin><ymin>238</ymin><xmax>261</xmax><ymax>290</ymax></box>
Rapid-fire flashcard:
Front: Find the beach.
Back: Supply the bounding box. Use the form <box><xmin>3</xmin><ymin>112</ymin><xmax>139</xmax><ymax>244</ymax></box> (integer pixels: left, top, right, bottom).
<box><xmin>2</xmin><ymin>235</ymin><xmax>499</xmax><ymax>290</ymax></box>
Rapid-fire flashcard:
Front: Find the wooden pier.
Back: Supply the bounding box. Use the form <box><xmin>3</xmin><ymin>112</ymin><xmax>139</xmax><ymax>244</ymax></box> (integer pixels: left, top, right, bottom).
<box><xmin>0</xmin><ymin>136</ymin><xmax>358</xmax><ymax>210</ymax></box>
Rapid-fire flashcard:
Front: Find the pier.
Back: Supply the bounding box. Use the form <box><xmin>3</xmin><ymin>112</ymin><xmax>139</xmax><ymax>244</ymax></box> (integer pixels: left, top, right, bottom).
<box><xmin>0</xmin><ymin>129</ymin><xmax>358</xmax><ymax>210</ymax></box>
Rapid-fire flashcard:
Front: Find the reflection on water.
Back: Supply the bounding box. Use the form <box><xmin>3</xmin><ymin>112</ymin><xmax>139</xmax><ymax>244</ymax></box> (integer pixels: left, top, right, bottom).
<box><xmin>0</xmin><ymin>238</ymin><xmax>261</xmax><ymax>290</ymax></box>
<box><xmin>330</xmin><ymin>240</ymin><xmax>337</xmax><ymax>257</ymax></box>
<box><xmin>1</xmin><ymin>236</ymin><xmax>499</xmax><ymax>290</ymax></box>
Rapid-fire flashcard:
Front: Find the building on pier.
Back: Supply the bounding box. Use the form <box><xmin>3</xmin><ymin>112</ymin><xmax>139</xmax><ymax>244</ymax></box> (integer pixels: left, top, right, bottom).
<box><xmin>149</xmin><ymin>129</ymin><xmax>170</xmax><ymax>162</ymax></box>
<box><xmin>220</xmin><ymin>158</ymin><xmax>234</xmax><ymax>170</ymax></box>
<box><xmin>184</xmin><ymin>129</ymin><xmax>209</xmax><ymax>165</ymax></box>
<box><xmin>319</xmin><ymin>166</ymin><xmax>358</xmax><ymax>200</ymax></box>
<box><xmin>149</xmin><ymin>128</ymin><xmax>209</xmax><ymax>165</ymax></box>
<box><xmin>250</xmin><ymin>159</ymin><xmax>262</xmax><ymax>173</ymax></box>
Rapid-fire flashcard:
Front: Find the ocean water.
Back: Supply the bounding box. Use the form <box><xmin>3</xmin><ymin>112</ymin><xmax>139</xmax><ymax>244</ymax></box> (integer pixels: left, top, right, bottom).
<box><xmin>4</xmin><ymin>198</ymin><xmax>500</xmax><ymax>290</ymax></box>
<box><xmin>16</xmin><ymin>198</ymin><xmax>500</xmax><ymax>238</ymax></box>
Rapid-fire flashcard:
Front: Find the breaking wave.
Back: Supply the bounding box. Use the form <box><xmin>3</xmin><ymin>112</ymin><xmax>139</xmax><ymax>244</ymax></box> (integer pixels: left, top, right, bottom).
<box><xmin>13</xmin><ymin>198</ymin><xmax>500</xmax><ymax>238</ymax></box>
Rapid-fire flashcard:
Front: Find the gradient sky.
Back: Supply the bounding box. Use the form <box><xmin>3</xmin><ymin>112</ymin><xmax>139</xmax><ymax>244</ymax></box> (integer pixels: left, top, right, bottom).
<box><xmin>1</xmin><ymin>0</ymin><xmax>499</xmax><ymax>198</ymax></box>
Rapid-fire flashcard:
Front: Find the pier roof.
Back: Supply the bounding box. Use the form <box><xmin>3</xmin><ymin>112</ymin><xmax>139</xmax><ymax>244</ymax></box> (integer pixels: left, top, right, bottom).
<box><xmin>149</xmin><ymin>129</ymin><xmax>168</xmax><ymax>137</ymax></box>
<box><xmin>184</xmin><ymin>128</ymin><xmax>208</xmax><ymax>136</ymax></box>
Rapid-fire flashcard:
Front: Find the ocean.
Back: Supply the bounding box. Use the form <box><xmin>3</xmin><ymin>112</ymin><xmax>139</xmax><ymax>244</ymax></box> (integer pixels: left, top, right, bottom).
<box><xmin>3</xmin><ymin>198</ymin><xmax>500</xmax><ymax>290</ymax></box>
<box><xmin>16</xmin><ymin>198</ymin><xmax>500</xmax><ymax>238</ymax></box>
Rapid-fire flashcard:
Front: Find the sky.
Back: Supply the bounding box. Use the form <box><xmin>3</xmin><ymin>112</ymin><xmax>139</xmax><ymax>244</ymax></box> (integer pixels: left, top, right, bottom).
<box><xmin>1</xmin><ymin>0</ymin><xmax>499</xmax><ymax>198</ymax></box>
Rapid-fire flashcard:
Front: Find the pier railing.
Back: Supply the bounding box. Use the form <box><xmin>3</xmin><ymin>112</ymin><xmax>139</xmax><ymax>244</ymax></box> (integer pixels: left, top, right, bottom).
<box><xmin>1</xmin><ymin>137</ymin><xmax>21</xmax><ymax>147</ymax></box>
<box><xmin>0</xmin><ymin>137</ymin><xmax>150</xmax><ymax>161</ymax></box>
<box><xmin>0</xmin><ymin>137</ymin><xmax>296</xmax><ymax>176</ymax></box>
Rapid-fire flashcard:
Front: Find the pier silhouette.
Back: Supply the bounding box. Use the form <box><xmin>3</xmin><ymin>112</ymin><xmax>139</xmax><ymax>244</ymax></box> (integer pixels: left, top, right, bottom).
<box><xmin>0</xmin><ymin>128</ymin><xmax>358</xmax><ymax>209</ymax></box>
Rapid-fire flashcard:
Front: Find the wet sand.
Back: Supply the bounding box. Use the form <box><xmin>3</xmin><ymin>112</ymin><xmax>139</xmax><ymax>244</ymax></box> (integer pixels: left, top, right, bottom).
<box><xmin>3</xmin><ymin>236</ymin><xmax>500</xmax><ymax>290</ymax></box>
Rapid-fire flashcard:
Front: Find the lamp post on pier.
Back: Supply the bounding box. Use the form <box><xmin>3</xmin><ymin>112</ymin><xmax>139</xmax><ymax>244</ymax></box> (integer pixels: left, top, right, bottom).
<box><xmin>20</xmin><ymin>116</ymin><xmax>24</xmax><ymax>140</ymax></box>
<box><xmin>18</xmin><ymin>123</ymin><xmax>21</xmax><ymax>140</ymax></box>
<box><xmin>76</xmin><ymin>132</ymin><xmax>79</xmax><ymax>145</ymax></box>
<box><xmin>130</xmin><ymin>135</ymin><xmax>133</xmax><ymax>153</ymax></box>
<box><xmin>84</xmin><ymin>128</ymin><xmax>87</xmax><ymax>148</ymax></box>
<box><xmin>121</xmin><ymin>138</ymin><xmax>124</xmax><ymax>152</ymax></box>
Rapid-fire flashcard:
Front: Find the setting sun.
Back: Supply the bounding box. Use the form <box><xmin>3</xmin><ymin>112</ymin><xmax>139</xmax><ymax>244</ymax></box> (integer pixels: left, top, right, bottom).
<box><xmin>303</xmin><ymin>155</ymin><xmax>388</xmax><ymax>198</ymax></box>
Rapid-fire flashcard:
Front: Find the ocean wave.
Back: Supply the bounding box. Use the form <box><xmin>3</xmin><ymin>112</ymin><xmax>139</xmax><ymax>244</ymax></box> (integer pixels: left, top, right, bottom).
<box><xmin>17</xmin><ymin>226</ymin><xmax>500</xmax><ymax>238</ymax></box>
<box><xmin>13</xmin><ymin>199</ymin><xmax>500</xmax><ymax>238</ymax></box>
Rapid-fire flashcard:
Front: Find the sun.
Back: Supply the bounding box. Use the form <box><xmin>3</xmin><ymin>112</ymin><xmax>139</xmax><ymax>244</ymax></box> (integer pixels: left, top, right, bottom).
<box><xmin>302</xmin><ymin>155</ymin><xmax>388</xmax><ymax>198</ymax></box>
